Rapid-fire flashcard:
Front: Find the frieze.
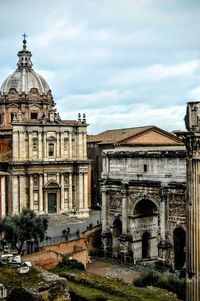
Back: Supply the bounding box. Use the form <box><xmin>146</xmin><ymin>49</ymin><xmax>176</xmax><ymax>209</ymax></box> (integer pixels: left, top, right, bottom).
<box><xmin>132</xmin><ymin>222</ymin><xmax>158</xmax><ymax>231</ymax></box>
<box><xmin>109</xmin><ymin>191</ymin><xmax>122</xmax><ymax>210</ymax></box>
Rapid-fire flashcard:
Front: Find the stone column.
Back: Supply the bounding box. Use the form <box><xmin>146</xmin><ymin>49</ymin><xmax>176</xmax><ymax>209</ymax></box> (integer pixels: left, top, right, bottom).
<box><xmin>12</xmin><ymin>131</ymin><xmax>19</xmax><ymax>160</ymax></box>
<box><xmin>69</xmin><ymin>173</ymin><xmax>73</xmax><ymax>209</ymax></box>
<box><xmin>61</xmin><ymin>132</ymin><xmax>64</xmax><ymax>158</ymax></box>
<box><xmin>29</xmin><ymin>175</ymin><xmax>33</xmax><ymax>210</ymax></box>
<box><xmin>44</xmin><ymin>132</ymin><xmax>47</xmax><ymax>159</ymax></box>
<box><xmin>69</xmin><ymin>131</ymin><xmax>72</xmax><ymax>159</ymax></box>
<box><xmin>83</xmin><ymin>173</ymin><xmax>88</xmax><ymax>209</ymax></box>
<box><xmin>121</xmin><ymin>184</ymin><xmax>128</xmax><ymax>234</ymax></box>
<box><xmin>79</xmin><ymin>173</ymin><xmax>83</xmax><ymax>209</ymax></box>
<box><xmin>1</xmin><ymin>176</ymin><xmax>6</xmax><ymax>217</ymax></box>
<box><xmin>160</xmin><ymin>189</ymin><xmax>166</xmax><ymax>241</ymax></box>
<box><xmin>101</xmin><ymin>186</ymin><xmax>108</xmax><ymax>233</ymax></box>
<box><xmin>28</xmin><ymin>131</ymin><xmax>32</xmax><ymax>159</ymax></box>
<box><xmin>19</xmin><ymin>175</ymin><xmax>26</xmax><ymax>209</ymax></box>
<box><xmin>56</xmin><ymin>132</ymin><xmax>60</xmax><ymax>158</ymax></box>
<box><xmin>39</xmin><ymin>175</ymin><xmax>43</xmax><ymax>213</ymax></box>
<box><xmin>61</xmin><ymin>173</ymin><xmax>65</xmax><ymax>210</ymax></box>
<box><xmin>12</xmin><ymin>176</ymin><xmax>19</xmax><ymax>214</ymax></box>
<box><xmin>83</xmin><ymin>132</ymin><xmax>87</xmax><ymax>159</ymax></box>
<box><xmin>184</xmin><ymin>102</ymin><xmax>200</xmax><ymax>301</ymax></box>
<box><xmin>19</xmin><ymin>131</ymin><xmax>25</xmax><ymax>160</ymax></box>
<box><xmin>38</xmin><ymin>131</ymin><xmax>42</xmax><ymax>159</ymax></box>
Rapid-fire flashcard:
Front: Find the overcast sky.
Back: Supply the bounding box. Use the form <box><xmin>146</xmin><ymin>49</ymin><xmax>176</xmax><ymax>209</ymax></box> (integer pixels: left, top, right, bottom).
<box><xmin>0</xmin><ymin>0</ymin><xmax>199</xmax><ymax>134</ymax></box>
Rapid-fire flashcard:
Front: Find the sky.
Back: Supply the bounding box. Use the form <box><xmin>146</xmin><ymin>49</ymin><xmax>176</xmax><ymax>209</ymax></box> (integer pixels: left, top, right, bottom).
<box><xmin>0</xmin><ymin>0</ymin><xmax>199</xmax><ymax>134</ymax></box>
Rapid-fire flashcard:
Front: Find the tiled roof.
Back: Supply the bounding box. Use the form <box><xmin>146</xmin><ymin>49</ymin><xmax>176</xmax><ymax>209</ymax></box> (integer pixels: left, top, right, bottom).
<box><xmin>87</xmin><ymin>126</ymin><xmax>152</xmax><ymax>143</ymax></box>
<box><xmin>87</xmin><ymin>125</ymin><xmax>183</xmax><ymax>146</ymax></box>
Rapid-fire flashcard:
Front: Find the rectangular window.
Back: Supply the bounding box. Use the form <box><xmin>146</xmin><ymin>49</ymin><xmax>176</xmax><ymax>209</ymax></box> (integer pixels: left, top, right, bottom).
<box><xmin>31</xmin><ymin>112</ymin><xmax>38</xmax><ymax>120</ymax></box>
<box><xmin>10</xmin><ymin>112</ymin><xmax>16</xmax><ymax>122</ymax></box>
<box><xmin>49</xmin><ymin>143</ymin><xmax>54</xmax><ymax>156</ymax></box>
<box><xmin>144</xmin><ymin>164</ymin><xmax>148</xmax><ymax>173</ymax></box>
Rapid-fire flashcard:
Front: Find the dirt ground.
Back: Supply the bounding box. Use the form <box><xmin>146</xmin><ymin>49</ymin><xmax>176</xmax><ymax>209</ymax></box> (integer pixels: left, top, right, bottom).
<box><xmin>86</xmin><ymin>259</ymin><xmax>140</xmax><ymax>284</ymax></box>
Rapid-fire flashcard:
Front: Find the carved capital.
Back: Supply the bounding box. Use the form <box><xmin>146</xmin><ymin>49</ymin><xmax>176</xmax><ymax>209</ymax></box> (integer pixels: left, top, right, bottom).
<box><xmin>185</xmin><ymin>134</ymin><xmax>200</xmax><ymax>157</ymax></box>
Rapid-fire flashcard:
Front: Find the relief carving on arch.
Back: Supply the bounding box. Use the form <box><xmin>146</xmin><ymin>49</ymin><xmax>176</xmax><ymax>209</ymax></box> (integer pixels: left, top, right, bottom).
<box><xmin>128</xmin><ymin>192</ymin><xmax>160</xmax><ymax>210</ymax></box>
<box><xmin>109</xmin><ymin>191</ymin><xmax>122</xmax><ymax>210</ymax></box>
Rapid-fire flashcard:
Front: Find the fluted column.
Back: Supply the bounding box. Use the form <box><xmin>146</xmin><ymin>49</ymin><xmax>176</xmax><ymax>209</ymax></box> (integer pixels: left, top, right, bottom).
<box><xmin>186</xmin><ymin>157</ymin><xmax>200</xmax><ymax>301</ymax></box>
<box><xmin>29</xmin><ymin>175</ymin><xmax>33</xmax><ymax>210</ymax></box>
<box><xmin>61</xmin><ymin>173</ymin><xmax>65</xmax><ymax>210</ymax></box>
<box><xmin>160</xmin><ymin>189</ymin><xmax>166</xmax><ymax>240</ymax></box>
<box><xmin>69</xmin><ymin>173</ymin><xmax>73</xmax><ymax>209</ymax></box>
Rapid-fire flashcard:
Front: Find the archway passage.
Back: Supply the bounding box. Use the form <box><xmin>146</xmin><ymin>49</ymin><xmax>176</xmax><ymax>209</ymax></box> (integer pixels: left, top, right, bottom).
<box><xmin>112</xmin><ymin>218</ymin><xmax>122</xmax><ymax>237</ymax></box>
<box><xmin>134</xmin><ymin>198</ymin><xmax>158</xmax><ymax>216</ymax></box>
<box><xmin>142</xmin><ymin>231</ymin><xmax>150</xmax><ymax>258</ymax></box>
<box><xmin>173</xmin><ymin>227</ymin><xmax>186</xmax><ymax>270</ymax></box>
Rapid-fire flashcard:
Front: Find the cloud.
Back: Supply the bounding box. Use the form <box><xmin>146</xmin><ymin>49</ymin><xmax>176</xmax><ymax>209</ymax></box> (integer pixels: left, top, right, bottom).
<box><xmin>0</xmin><ymin>0</ymin><xmax>199</xmax><ymax>134</ymax></box>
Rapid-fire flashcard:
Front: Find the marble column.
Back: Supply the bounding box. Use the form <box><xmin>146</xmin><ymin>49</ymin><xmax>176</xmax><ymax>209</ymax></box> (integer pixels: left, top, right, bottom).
<box><xmin>56</xmin><ymin>132</ymin><xmax>60</xmax><ymax>157</ymax></box>
<box><xmin>19</xmin><ymin>176</ymin><xmax>26</xmax><ymax>209</ymax></box>
<box><xmin>29</xmin><ymin>175</ymin><xmax>33</xmax><ymax>210</ymax></box>
<box><xmin>19</xmin><ymin>132</ymin><xmax>25</xmax><ymax>159</ymax></box>
<box><xmin>68</xmin><ymin>173</ymin><xmax>73</xmax><ymax>209</ymax></box>
<box><xmin>12</xmin><ymin>176</ymin><xmax>19</xmax><ymax>214</ymax></box>
<box><xmin>61</xmin><ymin>173</ymin><xmax>65</xmax><ymax>210</ymax></box>
<box><xmin>83</xmin><ymin>132</ymin><xmax>87</xmax><ymax>159</ymax></box>
<box><xmin>44</xmin><ymin>132</ymin><xmax>47</xmax><ymax>159</ymax></box>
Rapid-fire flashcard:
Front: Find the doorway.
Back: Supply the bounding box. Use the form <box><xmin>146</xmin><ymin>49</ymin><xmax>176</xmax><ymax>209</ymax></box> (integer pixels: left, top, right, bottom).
<box><xmin>48</xmin><ymin>193</ymin><xmax>57</xmax><ymax>213</ymax></box>
<box><xmin>173</xmin><ymin>227</ymin><xmax>186</xmax><ymax>269</ymax></box>
<box><xmin>142</xmin><ymin>231</ymin><xmax>150</xmax><ymax>258</ymax></box>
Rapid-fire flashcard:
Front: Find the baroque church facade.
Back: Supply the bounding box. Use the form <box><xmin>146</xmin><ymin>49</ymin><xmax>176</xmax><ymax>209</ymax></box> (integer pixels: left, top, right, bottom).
<box><xmin>0</xmin><ymin>37</ymin><xmax>90</xmax><ymax>218</ymax></box>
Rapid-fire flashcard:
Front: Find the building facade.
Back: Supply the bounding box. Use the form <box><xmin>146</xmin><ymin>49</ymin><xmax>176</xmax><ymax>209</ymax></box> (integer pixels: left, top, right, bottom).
<box><xmin>0</xmin><ymin>38</ymin><xmax>91</xmax><ymax>218</ymax></box>
<box><xmin>100</xmin><ymin>129</ymin><xmax>187</xmax><ymax>269</ymax></box>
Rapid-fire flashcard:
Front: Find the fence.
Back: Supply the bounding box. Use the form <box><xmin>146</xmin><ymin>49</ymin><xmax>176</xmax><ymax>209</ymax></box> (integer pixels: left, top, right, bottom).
<box><xmin>90</xmin><ymin>248</ymin><xmax>159</xmax><ymax>270</ymax></box>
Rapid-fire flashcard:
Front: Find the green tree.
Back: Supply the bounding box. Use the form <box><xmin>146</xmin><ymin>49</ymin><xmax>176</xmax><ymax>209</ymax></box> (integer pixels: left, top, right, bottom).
<box><xmin>0</xmin><ymin>209</ymin><xmax>48</xmax><ymax>254</ymax></box>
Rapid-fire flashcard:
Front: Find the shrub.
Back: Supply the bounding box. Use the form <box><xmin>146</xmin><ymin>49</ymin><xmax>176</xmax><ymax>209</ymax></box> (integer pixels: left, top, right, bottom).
<box><xmin>133</xmin><ymin>270</ymin><xmax>186</xmax><ymax>300</ymax></box>
<box><xmin>57</xmin><ymin>257</ymin><xmax>85</xmax><ymax>271</ymax></box>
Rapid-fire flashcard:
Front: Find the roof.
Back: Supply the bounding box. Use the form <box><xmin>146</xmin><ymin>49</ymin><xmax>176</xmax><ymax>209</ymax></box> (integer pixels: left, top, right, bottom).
<box><xmin>87</xmin><ymin>126</ymin><xmax>183</xmax><ymax>146</ymax></box>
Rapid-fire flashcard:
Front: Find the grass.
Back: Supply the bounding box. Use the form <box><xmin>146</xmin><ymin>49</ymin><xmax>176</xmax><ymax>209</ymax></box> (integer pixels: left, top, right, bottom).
<box><xmin>54</xmin><ymin>269</ymin><xmax>179</xmax><ymax>301</ymax></box>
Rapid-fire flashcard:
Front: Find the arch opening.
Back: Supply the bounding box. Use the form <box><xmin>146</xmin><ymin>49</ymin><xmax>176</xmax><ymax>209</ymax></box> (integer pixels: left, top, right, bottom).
<box><xmin>173</xmin><ymin>227</ymin><xmax>186</xmax><ymax>270</ymax></box>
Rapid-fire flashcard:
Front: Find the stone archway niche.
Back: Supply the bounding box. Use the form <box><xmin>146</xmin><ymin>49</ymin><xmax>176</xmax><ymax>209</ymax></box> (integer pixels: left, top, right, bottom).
<box><xmin>173</xmin><ymin>227</ymin><xmax>186</xmax><ymax>270</ymax></box>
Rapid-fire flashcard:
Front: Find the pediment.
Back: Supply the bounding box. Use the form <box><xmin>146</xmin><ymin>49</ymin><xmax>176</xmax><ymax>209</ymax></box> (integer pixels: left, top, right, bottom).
<box><xmin>44</xmin><ymin>181</ymin><xmax>60</xmax><ymax>189</ymax></box>
<box><xmin>121</xmin><ymin>129</ymin><xmax>183</xmax><ymax>146</ymax></box>
<box><xmin>29</xmin><ymin>104</ymin><xmax>41</xmax><ymax>109</ymax></box>
<box><xmin>7</xmin><ymin>103</ymin><xmax>19</xmax><ymax>109</ymax></box>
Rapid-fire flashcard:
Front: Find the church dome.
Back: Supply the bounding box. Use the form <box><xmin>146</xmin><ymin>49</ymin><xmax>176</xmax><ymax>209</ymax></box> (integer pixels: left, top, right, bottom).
<box><xmin>0</xmin><ymin>36</ymin><xmax>51</xmax><ymax>95</ymax></box>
